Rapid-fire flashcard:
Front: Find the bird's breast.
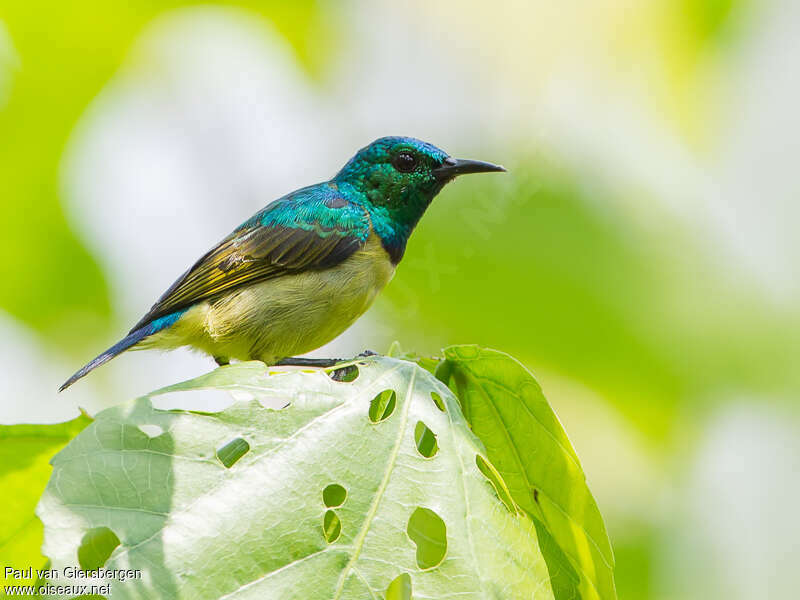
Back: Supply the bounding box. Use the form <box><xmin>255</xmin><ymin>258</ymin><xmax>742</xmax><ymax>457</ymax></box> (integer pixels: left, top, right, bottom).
<box><xmin>298</xmin><ymin>233</ymin><xmax>396</xmax><ymax>330</ymax></box>
<box><xmin>169</xmin><ymin>234</ymin><xmax>395</xmax><ymax>362</ymax></box>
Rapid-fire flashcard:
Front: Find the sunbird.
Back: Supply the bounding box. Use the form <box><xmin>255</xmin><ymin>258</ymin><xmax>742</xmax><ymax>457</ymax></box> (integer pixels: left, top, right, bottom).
<box><xmin>61</xmin><ymin>137</ymin><xmax>505</xmax><ymax>391</ymax></box>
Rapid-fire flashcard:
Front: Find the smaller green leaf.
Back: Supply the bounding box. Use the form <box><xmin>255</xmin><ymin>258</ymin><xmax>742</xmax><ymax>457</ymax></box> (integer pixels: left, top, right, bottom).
<box><xmin>413</xmin><ymin>421</ymin><xmax>438</xmax><ymax>458</ymax></box>
<box><xmin>385</xmin><ymin>572</ymin><xmax>413</xmax><ymax>600</ymax></box>
<box><xmin>216</xmin><ymin>437</ymin><xmax>250</xmax><ymax>468</ymax></box>
<box><xmin>323</xmin><ymin>510</ymin><xmax>341</xmax><ymax>543</ymax></box>
<box><xmin>322</xmin><ymin>483</ymin><xmax>347</xmax><ymax>508</ymax></box>
<box><xmin>439</xmin><ymin>345</ymin><xmax>616</xmax><ymax>600</ymax></box>
<box><xmin>368</xmin><ymin>389</ymin><xmax>397</xmax><ymax>423</ymax></box>
<box><xmin>406</xmin><ymin>507</ymin><xmax>447</xmax><ymax>569</ymax></box>
<box><xmin>429</xmin><ymin>391</ymin><xmax>445</xmax><ymax>412</ymax></box>
<box><xmin>78</xmin><ymin>526</ymin><xmax>120</xmax><ymax>571</ymax></box>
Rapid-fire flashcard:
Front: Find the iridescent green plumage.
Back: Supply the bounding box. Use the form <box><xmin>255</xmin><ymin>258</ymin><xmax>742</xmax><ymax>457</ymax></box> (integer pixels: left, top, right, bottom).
<box><xmin>61</xmin><ymin>136</ymin><xmax>504</xmax><ymax>390</ymax></box>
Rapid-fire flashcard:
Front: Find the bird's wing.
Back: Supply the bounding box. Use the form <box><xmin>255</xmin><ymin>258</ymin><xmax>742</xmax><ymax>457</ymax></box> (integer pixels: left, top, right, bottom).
<box><xmin>130</xmin><ymin>190</ymin><xmax>371</xmax><ymax>331</ymax></box>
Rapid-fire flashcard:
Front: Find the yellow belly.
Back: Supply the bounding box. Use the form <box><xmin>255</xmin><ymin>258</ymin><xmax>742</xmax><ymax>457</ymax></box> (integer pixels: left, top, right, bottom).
<box><xmin>147</xmin><ymin>235</ymin><xmax>395</xmax><ymax>363</ymax></box>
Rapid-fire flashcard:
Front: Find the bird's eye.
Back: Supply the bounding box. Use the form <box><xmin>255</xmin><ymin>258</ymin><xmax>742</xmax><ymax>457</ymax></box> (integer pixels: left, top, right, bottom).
<box><xmin>392</xmin><ymin>151</ymin><xmax>418</xmax><ymax>173</ymax></box>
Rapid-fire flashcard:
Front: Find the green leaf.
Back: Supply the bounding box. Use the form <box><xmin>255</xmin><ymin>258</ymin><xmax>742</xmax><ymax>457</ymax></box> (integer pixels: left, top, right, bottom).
<box><xmin>406</xmin><ymin>507</ymin><xmax>447</xmax><ymax>569</ymax></box>
<box><xmin>0</xmin><ymin>414</ymin><xmax>91</xmax><ymax>590</ymax></box>
<box><xmin>37</xmin><ymin>358</ymin><xmax>555</xmax><ymax>599</ymax></box>
<box><xmin>77</xmin><ymin>527</ymin><xmax>121</xmax><ymax>571</ymax></box>
<box><xmin>385</xmin><ymin>572</ymin><xmax>413</xmax><ymax>600</ymax></box>
<box><xmin>322</xmin><ymin>484</ymin><xmax>347</xmax><ymax>508</ymax></box>
<box><xmin>413</xmin><ymin>421</ymin><xmax>439</xmax><ymax>458</ymax></box>
<box><xmin>215</xmin><ymin>437</ymin><xmax>251</xmax><ymax>469</ymax></box>
<box><xmin>436</xmin><ymin>345</ymin><xmax>616</xmax><ymax>600</ymax></box>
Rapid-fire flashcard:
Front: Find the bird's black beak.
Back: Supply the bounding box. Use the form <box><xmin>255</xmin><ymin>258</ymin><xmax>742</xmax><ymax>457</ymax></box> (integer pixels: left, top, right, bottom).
<box><xmin>433</xmin><ymin>157</ymin><xmax>506</xmax><ymax>181</ymax></box>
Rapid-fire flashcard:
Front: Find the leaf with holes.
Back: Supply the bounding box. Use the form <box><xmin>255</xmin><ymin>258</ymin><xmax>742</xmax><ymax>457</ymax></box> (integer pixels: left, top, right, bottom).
<box><xmin>436</xmin><ymin>345</ymin><xmax>616</xmax><ymax>600</ymax></box>
<box><xmin>37</xmin><ymin>358</ymin><xmax>555</xmax><ymax>599</ymax></box>
<box><xmin>0</xmin><ymin>414</ymin><xmax>91</xmax><ymax>590</ymax></box>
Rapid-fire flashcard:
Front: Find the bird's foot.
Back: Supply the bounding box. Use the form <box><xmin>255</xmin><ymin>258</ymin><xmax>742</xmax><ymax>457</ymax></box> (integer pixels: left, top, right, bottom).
<box><xmin>274</xmin><ymin>351</ymin><xmax>379</xmax><ymax>368</ymax></box>
<box><xmin>274</xmin><ymin>352</ymin><xmax>380</xmax><ymax>382</ymax></box>
<box><xmin>274</xmin><ymin>357</ymin><xmax>341</xmax><ymax>368</ymax></box>
<box><xmin>274</xmin><ymin>356</ymin><xmax>354</xmax><ymax>382</ymax></box>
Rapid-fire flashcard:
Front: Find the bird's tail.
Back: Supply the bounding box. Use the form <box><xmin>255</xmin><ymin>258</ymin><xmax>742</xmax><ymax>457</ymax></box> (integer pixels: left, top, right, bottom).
<box><xmin>59</xmin><ymin>310</ymin><xmax>184</xmax><ymax>392</ymax></box>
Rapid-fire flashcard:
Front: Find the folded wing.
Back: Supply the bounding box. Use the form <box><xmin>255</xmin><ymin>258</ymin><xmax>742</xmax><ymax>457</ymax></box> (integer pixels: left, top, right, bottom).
<box><xmin>131</xmin><ymin>194</ymin><xmax>371</xmax><ymax>331</ymax></box>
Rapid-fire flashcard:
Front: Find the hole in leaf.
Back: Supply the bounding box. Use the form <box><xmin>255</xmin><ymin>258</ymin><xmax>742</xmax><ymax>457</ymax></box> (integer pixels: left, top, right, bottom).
<box><xmin>229</xmin><ymin>390</ymin><xmax>255</xmax><ymax>402</ymax></box>
<box><xmin>476</xmin><ymin>455</ymin><xmax>516</xmax><ymax>513</ymax></box>
<box><xmin>414</xmin><ymin>422</ymin><xmax>438</xmax><ymax>458</ymax></box>
<box><xmin>216</xmin><ymin>437</ymin><xmax>250</xmax><ymax>468</ymax></box>
<box><xmin>323</xmin><ymin>510</ymin><xmax>341</xmax><ymax>543</ymax></box>
<box><xmin>77</xmin><ymin>527</ymin><xmax>120</xmax><ymax>571</ymax></box>
<box><xmin>430</xmin><ymin>391</ymin><xmax>445</xmax><ymax>412</ymax></box>
<box><xmin>138</xmin><ymin>424</ymin><xmax>163</xmax><ymax>438</ymax></box>
<box><xmin>323</xmin><ymin>483</ymin><xmax>347</xmax><ymax>508</ymax></box>
<box><xmin>330</xmin><ymin>365</ymin><xmax>359</xmax><ymax>382</ymax></box>
<box><xmin>386</xmin><ymin>572</ymin><xmax>413</xmax><ymax>600</ymax></box>
<box><xmin>406</xmin><ymin>507</ymin><xmax>447</xmax><ymax>569</ymax></box>
<box><xmin>369</xmin><ymin>390</ymin><xmax>397</xmax><ymax>423</ymax></box>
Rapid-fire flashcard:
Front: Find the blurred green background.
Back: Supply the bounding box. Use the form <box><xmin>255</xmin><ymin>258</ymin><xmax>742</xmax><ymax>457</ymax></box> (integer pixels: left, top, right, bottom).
<box><xmin>1</xmin><ymin>0</ymin><xmax>798</xmax><ymax>598</ymax></box>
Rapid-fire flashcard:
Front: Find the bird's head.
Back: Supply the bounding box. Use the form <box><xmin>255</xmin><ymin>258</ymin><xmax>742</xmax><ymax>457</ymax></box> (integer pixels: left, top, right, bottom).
<box><xmin>333</xmin><ymin>136</ymin><xmax>505</xmax><ymax>262</ymax></box>
<box><xmin>334</xmin><ymin>136</ymin><xmax>504</xmax><ymax>224</ymax></box>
